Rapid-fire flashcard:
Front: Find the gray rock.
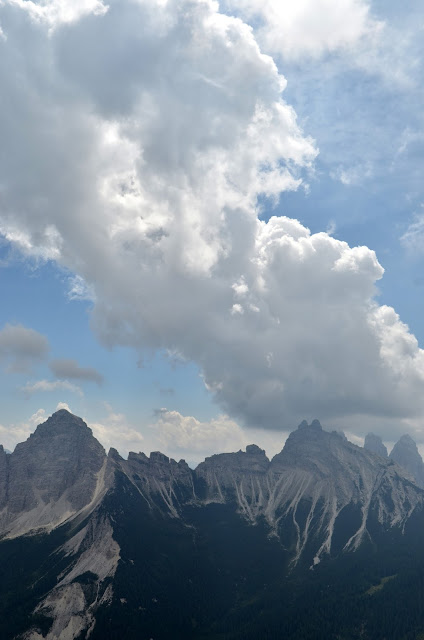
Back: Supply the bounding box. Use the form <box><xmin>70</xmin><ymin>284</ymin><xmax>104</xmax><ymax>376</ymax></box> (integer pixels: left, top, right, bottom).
<box><xmin>0</xmin><ymin>409</ymin><xmax>106</xmax><ymax>537</ymax></box>
<box><xmin>390</xmin><ymin>434</ymin><xmax>424</xmax><ymax>488</ymax></box>
<box><xmin>364</xmin><ymin>433</ymin><xmax>388</xmax><ymax>459</ymax></box>
<box><xmin>196</xmin><ymin>419</ymin><xmax>422</xmax><ymax>563</ymax></box>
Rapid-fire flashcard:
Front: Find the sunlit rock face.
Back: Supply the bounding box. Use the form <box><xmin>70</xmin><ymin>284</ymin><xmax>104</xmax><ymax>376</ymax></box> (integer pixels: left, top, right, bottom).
<box><xmin>195</xmin><ymin>419</ymin><xmax>424</xmax><ymax>565</ymax></box>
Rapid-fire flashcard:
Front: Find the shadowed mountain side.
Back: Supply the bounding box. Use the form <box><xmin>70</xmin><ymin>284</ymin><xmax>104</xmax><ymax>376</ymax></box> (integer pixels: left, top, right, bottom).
<box><xmin>1</xmin><ymin>411</ymin><xmax>424</xmax><ymax>639</ymax></box>
<box><xmin>196</xmin><ymin>419</ymin><xmax>424</xmax><ymax>565</ymax></box>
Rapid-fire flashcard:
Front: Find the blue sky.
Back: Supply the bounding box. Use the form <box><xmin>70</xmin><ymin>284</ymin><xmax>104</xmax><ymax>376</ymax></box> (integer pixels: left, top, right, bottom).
<box><xmin>1</xmin><ymin>0</ymin><xmax>424</xmax><ymax>462</ymax></box>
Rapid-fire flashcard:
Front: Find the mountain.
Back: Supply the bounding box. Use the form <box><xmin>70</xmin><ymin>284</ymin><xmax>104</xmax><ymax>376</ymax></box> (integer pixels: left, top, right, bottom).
<box><xmin>2</xmin><ymin>411</ymin><xmax>424</xmax><ymax>639</ymax></box>
<box><xmin>0</xmin><ymin>410</ymin><xmax>106</xmax><ymax>539</ymax></box>
<box><xmin>364</xmin><ymin>432</ymin><xmax>388</xmax><ymax>458</ymax></box>
<box><xmin>389</xmin><ymin>433</ymin><xmax>424</xmax><ymax>488</ymax></box>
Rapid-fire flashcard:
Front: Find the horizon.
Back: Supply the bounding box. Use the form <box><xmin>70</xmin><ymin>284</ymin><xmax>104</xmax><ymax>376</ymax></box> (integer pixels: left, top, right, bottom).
<box><xmin>1</xmin><ymin>407</ymin><xmax>419</xmax><ymax>468</ymax></box>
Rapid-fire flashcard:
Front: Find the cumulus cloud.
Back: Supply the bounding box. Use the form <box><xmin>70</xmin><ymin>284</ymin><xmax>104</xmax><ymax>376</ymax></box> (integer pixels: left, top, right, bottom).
<box><xmin>0</xmin><ymin>324</ymin><xmax>49</xmax><ymax>372</ymax></box>
<box><xmin>154</xmin><ymin>408</ymin><xmax>246</xmax><ymax>455</ymax></box>
<box><xmin>221</xmin><ymin>0</ymin><xmax>380</xmax><ymax>60</ymax></box>
<box><xmin>21</xmin><ymin>379</ymin><xmax>83</xmax><ymax>396</ymax></box>
<box><xmin>1</xmin><ymin>0</ymin><xmax>424</xmax><ymax>440</ymax></box>
<box><xmin>151</xmin><ymin>408</ymin><xmax>289</xmax><ymax>464</ymax></box>
<box><xmin>88</xmin><ymin>404</ymin><xmax>144</xmax><ymax>457</ymax></box>
<box><xmin>0</xmin><ymin>407</ymin><xmax>47</xmax><ymax>451</ymax></box>
<box><xmin>56</xmin><ymin>401</ymin><xmax>71</xmax><ymax>412</ymax></box>
<box><xmin>50</xmin><ymin>358</ymin><xmax>103</xmax><ymax>384</ymax></box>
<box><xmin>7</xmin><ymin>0</ymin><xmax>108</xmax><ymax>29</ymax></box>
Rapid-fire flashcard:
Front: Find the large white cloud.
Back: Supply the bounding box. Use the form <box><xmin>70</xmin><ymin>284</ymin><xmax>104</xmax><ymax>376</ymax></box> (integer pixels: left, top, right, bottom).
<box><xmin>151</xmin><ymin>407</ymin><xmax>289</xmax><ymax>465</ymax></box>
<box><xmin>1</xmin><ymin>0</ymin><xmax>424</xmax><ymax>437</ymax></box>
<box><xmin>221</xmin><ymin>0</ymin><xmax>380</xmax><ymax>60</ymax></box>
<box><xmin>89</xmin><ymin>403</ymin><xmax>145</xmax><ymax>457</ymax></box>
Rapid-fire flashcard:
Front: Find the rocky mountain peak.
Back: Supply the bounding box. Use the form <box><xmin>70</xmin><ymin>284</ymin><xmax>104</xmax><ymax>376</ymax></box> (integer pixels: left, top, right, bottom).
<box><xmin>31</xmin><ymin>409</ymin><xmax>89</xmax><ymax>438</ymax></box>
<box><xmin>246</xmin><ymin>444</ymin><xmax>266</xmax><ymax>456</ymax></box>
<box><xmin>0</xmin><ymin>410</ymin><xmax>107</xmax><ymax>536</ymax></box>
<box><xmin>390</xmin><ymin>434</ymin><xmax>424</xmax><ymax>488</ymax></box>
<box><xmin>297</xmin><ymin>418</ymin><xmax>323</xmax><ymax>431</ymax></box>
<box><xmin>364</xmin><ymin>433</ymin><xmax>388</xmax><ymax>458</ymax></box>
<box><xmin>272</xmin><ymin>419</ymin><xmax>336</xmax><ymax>471</ymax></box>
<box><xmin>150</xmin><ymin>451</ymin><xmax>170</xmax><ymax>463</ymax></box>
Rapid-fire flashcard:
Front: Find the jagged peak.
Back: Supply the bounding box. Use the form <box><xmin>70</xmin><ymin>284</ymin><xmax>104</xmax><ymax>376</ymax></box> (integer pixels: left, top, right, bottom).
<box><xmin>128</xmin><ymin>451</ymin><xmax>149</xmax><ymax>463</ymax></box>
<box><xmin>31</xmin><ymin>409</ymin><xmax>90</xmax><ymax>438</ymax></box>
<box><xmin>297</xmin><ymin>418</ymin><xmax>323</xmax><ymax>431</ymax></box>
<box><xmin>52</xmin><ymin>408</ymin><xmax>75</xmax><ymax>418</ymax></box>
<box><xmin>396</xmin><ymin>434</ymin><xmax>416</xmax><ymax>446</ymax></box>
<box><xmin>390</xmin><ymin>434</ymin><xmax>422</xmax><ymax>458</ymax></box>
<box><xmin>332</xmin><ymin>430</ymin><xmax>347</xmax><ymax>441</ymax></box>
<box><xmin>389</xmin><ymin>433</ymin><xmax>424</xmax><ymax>489</ymax></box>
<box><xmin>364</xmin><ymin>433</ymin><xmax>388</xmax><ymax>458</ymax></box>
<box><xmin>246</xmin><ymin>444</ymin><xmax>266</xmax><ymax>456</ymax></box>
<box><xmin>150</xmin><ymin>451</ymin><xmax>170</xmax><ymax>463</ymax></box>
<box><xmin>108</xmin><ymin>447</ymin><xmax>124</xmax><ymax>461</ymax></box>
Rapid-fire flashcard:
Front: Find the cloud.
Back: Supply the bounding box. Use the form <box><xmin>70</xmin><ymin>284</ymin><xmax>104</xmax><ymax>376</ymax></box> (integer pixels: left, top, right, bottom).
<box><xmin>88</xmin><ymin>404</ymin><xmax>144</xmax><ymax>457</ymax></box>
<box><xmin>330</xmin><ymin>162</ymin><xmax>373</xmax><ymax>186</ymax></box>
<box><xmin>1</xmin><ymin>0</ymin><xmax>424</xmax><ymax>440</ymax></box>
<box><xmin>0</xmin><ymin>324</ymin><xmax>49</xmax><ymax>372</ymax></box>
<box><xmin>0</xmin><ymin>407</ymin><xmax>47</xmax><ymax>451</ymax></box>
<box><xmin>56</xmin><ymin>401</ymin><xmax>71</xmax><ymax>412</ymax></box>
<box><xmin>7</xmin><ymin>0</ymin><xmax>108</xmax><ymax>29</ymax></box>
<box><xmin>66</xmin><ymin>274</ymin><xmax>96</xmax><ymax>302</ymax></box>
<box><xmin>151</xmin><ymin>408</ymin><xmax>289</xmax><ymax>464</ymax></box>
<box><xmin>21</xmin><ymin>379</ymin><xmax>83</xmax><ymax>396</ymax></box>
<box><xmin>50</xmin><ymin>358</ymin><xmax>103</xmax><ymax>384</ymax></box>
<box><xmin>153</xmin><ymin>408</ymin><xmax>246</xmax><ymax>455</ymax></box>
<box><xmin>221</xmin><ymin>0</ymin><xmax>381</xmax><ymax>60</ymax></box>
<box><xmin>401</xmin><ymin>210</ymin><xmax>424</xmax><ymax>253</ymax></box>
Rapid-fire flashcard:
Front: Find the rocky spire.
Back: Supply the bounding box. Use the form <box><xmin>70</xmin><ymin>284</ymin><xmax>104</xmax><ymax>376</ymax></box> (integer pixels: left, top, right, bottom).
<box><xmin>390</xmin><ymin>434</ymin><xmax>424</xmax><ymax>488</ymax></box>
<box><xmin>364</xmin><ymin>433</ymin><xmax>388</xmax><ymax>459</ymax></box>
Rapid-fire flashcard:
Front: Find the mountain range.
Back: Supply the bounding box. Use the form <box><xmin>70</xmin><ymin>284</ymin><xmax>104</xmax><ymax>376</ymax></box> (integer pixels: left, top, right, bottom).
<box><xmin>2</xmin><ymin>410</ymin><xmax>424</xmax><ymax>639</ymax></box>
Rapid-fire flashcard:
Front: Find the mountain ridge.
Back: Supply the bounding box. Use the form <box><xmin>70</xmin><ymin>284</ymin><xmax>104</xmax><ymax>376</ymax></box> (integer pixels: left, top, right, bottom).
<box><xmin>2</xmin><ymin>410</ymin><xmax>424</xmax><ymax>640</ymax></box>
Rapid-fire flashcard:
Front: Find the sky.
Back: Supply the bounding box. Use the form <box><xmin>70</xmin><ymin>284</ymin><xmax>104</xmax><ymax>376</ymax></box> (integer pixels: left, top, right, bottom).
<box><xmin>1</xmin><ymin>0</ymin><xmax>424</xmax><ymax>464</ymax></box>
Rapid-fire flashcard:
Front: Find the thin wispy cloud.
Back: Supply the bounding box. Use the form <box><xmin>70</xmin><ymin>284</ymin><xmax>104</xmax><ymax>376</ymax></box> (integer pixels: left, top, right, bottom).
<box><xmin>21</xmin><ymin>379</ymin><xmax>83</xmax><ymax>397</ymax></box>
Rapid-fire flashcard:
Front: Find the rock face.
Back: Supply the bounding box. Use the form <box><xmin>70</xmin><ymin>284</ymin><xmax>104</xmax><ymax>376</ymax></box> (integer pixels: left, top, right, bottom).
<box><xmin>197</xmin><ymin>419</ymin><xmax>421</xmax><ymax>564</ymax></box>
<box><xmin>111</xmin><ymin>448</ymin><xmax>195</xmax><ymax>517</ymax></box>
<box><xmin>390</xmin><ymin>434</ymin><xmax>424</xmax><ymax>488</ymax></box>
<box><xmin>1</xmin><ymin>411</ymin><xmax>424</xmax><ymax>640</ymax></box>
<box><xmin>364</xmin><ymin>433</ymin><xmax>388</xmax><ymax>458</ymax></box>
<box><xmin>0</xmin><ymin>410</ymin><xmax>107</xmax><ymax>538</ymax></box>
